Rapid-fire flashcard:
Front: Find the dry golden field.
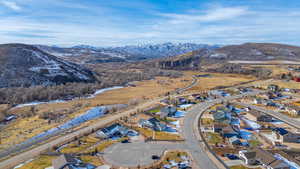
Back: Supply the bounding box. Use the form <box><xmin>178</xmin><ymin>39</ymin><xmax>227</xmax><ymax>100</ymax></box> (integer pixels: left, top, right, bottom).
<box><xmin>186</xmin><ymin>72</ymin><xmax>257</xmax><ymax>92</ymax></box>
<box><xmin>0</xmin><ymin>75</ymin><xmax>192</xmax><ymax>150</ymax></box>
<box><xmin>246</xmin><ymin>65</ymin><xmax>291</xmax><ymax>76</ymax></box>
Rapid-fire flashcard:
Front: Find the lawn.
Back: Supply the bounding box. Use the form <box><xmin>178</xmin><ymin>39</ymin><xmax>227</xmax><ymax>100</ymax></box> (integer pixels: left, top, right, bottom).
<box><xmin>161</xmin><ymin>151</ymin><xmax>189</xmax><ymax>165</ymax></box>
<box><xmin>248</xmin><ymin>139</ymin><xmax>262</xmax><ymax>148</ymax></box>
<box><xmin>201</xmin><ymin>118</ymin><xmax>214</xmax><ymax>125</ymax></box>
<box><xmin>230</xmin><ymin>165</ymin><xmax>262</xmax><ymax>169</ymax></box>
<box><xmin>133</xmin><ymin>127</ymin><xmax>183</xmax><ymax>141</ymax></box>
<box><xmin>60</xmin><ymin>136</ymin><xmax>100</xmax><ymax>154</ymax></box>
<box><xmin>80</xmin><ymin>155</ymin><xmax>103</xmax><ymax>166</ymax></box>
<box><xmin>95</xmin><ymin>137</ymin><xmax>128</xmax><ymax>152</ymax></box>
<box><xmin>148</xmin><ymin>108</ymin><xmax>161</xmax><ymax>113</ymax></box>
<box><xmin>206</xmin><ymin>133</ymin><xmax>223</xmax><ymax>145</ymax></box>
<box><xmin>18</xmin><ymin>155</ymin><xmax>57</xmax><ymax>169</ymax></box>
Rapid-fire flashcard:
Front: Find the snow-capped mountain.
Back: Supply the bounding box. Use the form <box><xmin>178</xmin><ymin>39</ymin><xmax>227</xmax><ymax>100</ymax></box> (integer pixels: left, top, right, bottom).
<box><xmin>109</xmin><ymin>42</ymin><xmax>219</xmax><ymax>59</ymax></box>
<box><xmin>36</xmin><ymin>43</ymin><xmax>218</xmax><ymax>64</ymax></box>
<box><xmin>0</xmin><ymin>44</ymin><xmax>97</xmax><ymax>88</ymax></box>
<box><xmin>36</xmin><ymin>45</ymin><xmax>133</xmax><ymax>64</ymax></box>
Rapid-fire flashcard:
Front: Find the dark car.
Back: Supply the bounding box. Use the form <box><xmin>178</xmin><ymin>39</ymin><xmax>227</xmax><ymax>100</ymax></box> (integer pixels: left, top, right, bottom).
<box><xmin>225</xmin><ymin>154</ymin><xmax>239</xmax><ymax>160</ymax></box>
<box><xmin>121</xmin><ymin>139</ymin><xmax>130</xmax><ymax>143</ymax></box>
<box><xmin>151</xmin><ymin>155</ymin><xmax>160</xmax><ymax>160</ymax></box>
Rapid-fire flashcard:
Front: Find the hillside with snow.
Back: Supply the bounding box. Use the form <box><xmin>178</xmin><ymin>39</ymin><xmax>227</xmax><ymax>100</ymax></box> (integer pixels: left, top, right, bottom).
<box><xmin>0</xmin><ymin>44</ymin><xmax>97</xmax><ymax>88</ymax></box>
<box><xmin>36</xmin><ymin>43</ymin><xmax>218</xmax><ymax>64</ymax></box>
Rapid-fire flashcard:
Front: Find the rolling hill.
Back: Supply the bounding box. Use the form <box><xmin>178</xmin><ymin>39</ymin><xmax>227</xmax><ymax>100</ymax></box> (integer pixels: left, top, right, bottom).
<box><xmin>156</xmin><ymin>43</ymin><xmax>300</xmax><ymax>70</ymax></box>
<box><xmin>0</xmin><ymin>44</ymin><xmax>97</xmax><ymax>88</ymax></box>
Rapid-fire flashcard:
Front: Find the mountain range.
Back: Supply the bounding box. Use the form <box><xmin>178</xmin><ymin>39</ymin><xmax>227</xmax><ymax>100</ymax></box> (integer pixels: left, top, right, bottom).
<box><xmin>157</xmin><ymin>43</ymin><xmax>300</xmax><ymax>70</ymax></box>
<box><xmin>1</xmin><ymin>42</ymin><xmax>300</xmax><ymax>88</ymax></box>
<box><xmin>36</xmin><ymin>43</ymin><xmax>218</xmax><ymax>64</ymax></box>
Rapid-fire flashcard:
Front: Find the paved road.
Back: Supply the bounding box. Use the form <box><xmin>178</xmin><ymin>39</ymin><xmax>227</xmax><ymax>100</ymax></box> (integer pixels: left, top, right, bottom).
<box><xmin>0</xmin><ymin>76</ymin><xmax>199</xmax><ymax>169</ymax></box>
<box><xmin>104</xmin><ymin>142</ymin><xmax>186</xmax><ymax>167</ymax></box>
<box><xmin>103</xmin><ymin>91</ymin><xmax>261</xmax><ymax>169</ymax></box>
<box><xmin>236</xmin><ymin>102</ymin><xmax>300</xmax><ymax>129</ymax></box>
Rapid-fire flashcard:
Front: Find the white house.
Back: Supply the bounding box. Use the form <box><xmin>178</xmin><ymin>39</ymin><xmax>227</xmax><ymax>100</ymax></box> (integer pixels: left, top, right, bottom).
<box><xmin>239</xmin><ymin>150</ymin><xmax>257</xmax><ymax>165</ymax></box>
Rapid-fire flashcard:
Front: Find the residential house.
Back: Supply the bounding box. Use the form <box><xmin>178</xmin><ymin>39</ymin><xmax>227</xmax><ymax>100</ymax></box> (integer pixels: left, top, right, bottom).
<box><xmin>139</xmin><ymin>119</ymin><xmax>154</xmax><ymax>128</ymax></box>
<box><xmin>260</xmin><ymin>130</ymin><xmax>283</xmax><ymax>146</ymax></box>
<box><xmin>283</xmin><ymin>104</ymin><xmax>300</xmax><ymax>117</ymax></box>
<box><xmin>268</xmin><ymin>84</ymin><xmax>280</xmax><ymax>92</ymax></box>
<box><xmin>239</xmin><ymin>150</ymin><xmax>257</xmax><ymax>165</ymax></box>
<box><xmin>149</xmin><ymin>118</ymin><xmax>168</xmax><ymax>131</ymax></box>
<box><xmin>239</xmin><ymin>149</ymin><xmax>290</xmax><ymax>169</ymax></box>
<box><xmin>96</xmin><ymin>124</ymin><xmax>137</xmax><ymax>139</ymax></box>
<box><xmin>228</xmin><ymin>136</ymin><xmax>241</xmax><ymax>146</ymax></box>
<box><xmin>221</xmin><ymin>126</ymin><xmax>239</xmax><ymax>138</ymax></box>
<box><xmin>200</xmin><ymin>124</ymin><xmax>214</xmax><ymax>133</ymax></box>
<box><xmin>213</xmin><ymin>123</ymin><xmax>228</xmax><ymax>133</ymax></box>
<box><xmin>213</xmin><ymin>111</ymin><xmax>231</xmax><ymax>124</ymax></box>
<box><xmin>139</xmin><ymin>118</ymin><xmax>167</xmax><ymax>131</ymax></box>
<box><xmin>178</xmin><ymin>97</ymin><xmax>188</xmax><ymax>104</ymax></box>
<box><xmin>52</xmin><ymin>154</ymin><xmax>96</xmax><ymax>169</ymax></box>
<box><xmin>5</xmin><ymin>115</ymin><xmax>16</xmax><ymax>122</ymax></box>
<box><xmin>255</xmin><ymin>148</ymin><xmax>289</xmax><ymax>169</ymax></box>
<box><xmin>283</xmin><ymin>132</ymin><xmax>300</xmax><ymax>143</ymax></box>
<box><xmin>159</xmin><ymin>106</ymin><xmax>177</xmax><ymax>118</ymax></box>
<box><xmin>257</xmin><ymin>115</ymin><xmax>273</xmax><ymax>123</ymax></box>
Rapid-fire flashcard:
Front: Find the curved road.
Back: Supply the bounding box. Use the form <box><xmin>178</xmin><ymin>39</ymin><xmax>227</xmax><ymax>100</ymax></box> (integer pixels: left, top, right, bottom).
<box><xmin>103</xmin><ymin>91</ymin><xmax>261</xmax><ymax>169</ymax></box>
<box><xmin>0</xmin><ymin>76</ymin><xmax>199</xmax><ymax>169</ymax></box>
<box><xmin>236</xmin><ymin>102</ymin><xmax>300</xmax><ymax>130</ymax></box>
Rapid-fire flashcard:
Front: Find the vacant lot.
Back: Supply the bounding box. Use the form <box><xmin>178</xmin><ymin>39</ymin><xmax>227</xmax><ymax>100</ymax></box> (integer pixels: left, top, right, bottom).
<box><xmin>258</xmin><ymin>79</ymin><xmax>300</xmax><ymax>89</ymax></box>
<box><xmin>186</xmin><ymin>72</ymin><xmax>257</xmax><ymax>92</ymax></box>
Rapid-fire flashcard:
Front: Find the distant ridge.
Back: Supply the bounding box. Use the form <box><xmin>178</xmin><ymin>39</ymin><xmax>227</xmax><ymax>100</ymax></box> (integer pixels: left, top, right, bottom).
<box><xmin>156</xmin><ymin>42</ymin><xmax>300</xmax><ymax>70</ymax></box>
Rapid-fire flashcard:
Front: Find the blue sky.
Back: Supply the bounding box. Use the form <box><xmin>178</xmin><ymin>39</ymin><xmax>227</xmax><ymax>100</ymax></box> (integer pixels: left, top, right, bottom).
<box><xmin>0</xmin><ymin>0</ymin><xmax>300</xmax><ymax>46</ymax></box>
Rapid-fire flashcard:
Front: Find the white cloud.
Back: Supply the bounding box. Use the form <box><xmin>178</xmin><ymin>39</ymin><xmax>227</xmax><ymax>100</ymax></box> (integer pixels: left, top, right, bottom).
<box><xmin>1</xmin><ymin>0</ymin><xmax>21</xmax><ymax>11</ymax></box>
<box><xmin>0</xmin><ymin>3</ymin><xmax>300</xmax><ymax>46</ymax></box>
<box><xmin>159</xmin><ymin>6</ymin><xmax>248</xmax><ymax>24</ymax></box>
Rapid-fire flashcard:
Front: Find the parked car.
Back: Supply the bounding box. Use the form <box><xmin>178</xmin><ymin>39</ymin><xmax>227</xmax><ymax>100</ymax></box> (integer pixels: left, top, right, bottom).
<box><xmin>151</xmin><ymin>155</ymin><xmax>160</xmax><ymax>160</ymax></box>
<box><xmin>121</xmin><ymin>139</ymin><xmax>130</xmax><ymax>143</ymax></box>
<box><xmin>225</xmin><ymin>154</ymin><xmax>239</xmax><ymax>160</ymax></box>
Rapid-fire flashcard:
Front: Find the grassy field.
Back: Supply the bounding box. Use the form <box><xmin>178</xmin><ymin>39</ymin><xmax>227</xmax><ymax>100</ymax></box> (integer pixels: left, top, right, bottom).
<box><xmin>161</xmin><ymin>151</ymin><xmax>189</xmax><ymax>165</ymax></box>
<box><xmin>206</xmin><ymin>133</ymin><xmax>223</xmax><ymax>145</ymax></box>
<box><xmin>80</xmin><ymin>155</ymin><xmax>103</xmax><ymax>166</ymax></box>
<box><xmin>186</xmin><ymin>72</ymin><xmax>257</xmax><ymax>92</ymax></box>
<box><xmin>261</xmin><ymin>79</ymin><xmax>300</xmax><ymax>89</ymax></box>
<box><xmin>0</xmin><ymin>75</ymin><xmax>192</xmax><ymax>150</ymax></box>
<box><xmin>60</xmin><ymin>136</ymin><xmax>100</xmax><ymax>154</ymax></box>
<box><xmin>230</xmin><ymin>165</ymin><xmax>262</xmax><ymax>169</ymax></box>
<box><xmin>247</xmin><ymin>65</ymin><xmax>291</xmax><ymax>76</ymax></box>
<box><xmin>133</xmin><ymin>127</ymin><xmax>183</xmax><ymax>141</ymax></box>
<box><xmin>17</xmin><ymin>155</ymin><xmax>57</xmax><ymax>169</ymax></box>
